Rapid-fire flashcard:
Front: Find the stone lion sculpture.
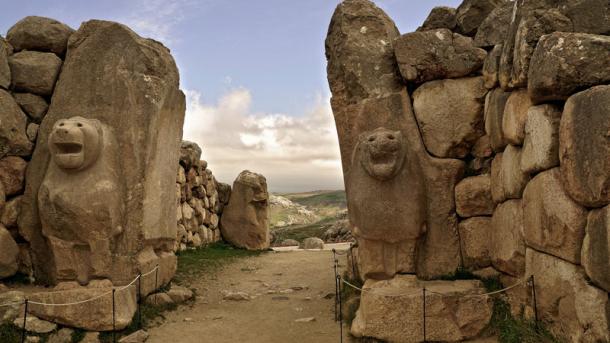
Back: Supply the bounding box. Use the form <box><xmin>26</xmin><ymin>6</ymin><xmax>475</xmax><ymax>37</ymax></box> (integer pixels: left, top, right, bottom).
<box><xmin>38</xmin><ymin>116</ymin><xmax>123</xmax><ymax>285</ymax></box>
<box><xmin>347</xmin><ymin>127</ymin><xmax>427</xmax><ymax>280</ymax></box>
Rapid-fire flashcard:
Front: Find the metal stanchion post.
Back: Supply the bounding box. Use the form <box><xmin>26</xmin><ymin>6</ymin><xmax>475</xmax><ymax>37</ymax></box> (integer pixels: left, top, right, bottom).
<box><xmin>21</xmin><ymin>299</ymin><xmax>28</xmax><ymax>343</ymax></box>
<box><xmin>155</xmin><ymin>265</ymin><xmax>159</xmax><ymax>305</ymax></box>
<box><xmin>422</xmin><ymin>287</ymin><xmax>426</xmax><ymax>343</ymax></box>
<box><xmin>332</xmin><ymin>249</ymin><xmax>339</xmax><ymax>322</ymax></box>
<box><xmin>137</xmin><ymin>273</ymin><xmax>142</xmax><ymax>329</ymax></box>
<box><xmin>112</xmin><ymin>289</ymin><xmax>116</xmax><ymax>343</ymax></box>
<box><xmin>337</xmin><ymin>275</ymin><xmax>343</xmax><ymax>343</ymax></box>
<box><xmin>531</xmin><ymin>275</ymin><xmax>539</xmax><ymax>328</ymax></box>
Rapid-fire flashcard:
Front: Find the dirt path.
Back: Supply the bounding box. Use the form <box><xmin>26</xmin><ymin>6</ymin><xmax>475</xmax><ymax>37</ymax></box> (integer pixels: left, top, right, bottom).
<box><xmin>148</xmin><ymin>244</ymin><xmax>352</xmax><ymax>343</ymax></box>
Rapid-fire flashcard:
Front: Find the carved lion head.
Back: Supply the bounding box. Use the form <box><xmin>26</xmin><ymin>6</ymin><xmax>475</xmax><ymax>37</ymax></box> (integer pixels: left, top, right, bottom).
<box><xmin>358</xmin><ymin>127</ymin><xmax>406</xmax><ymax>181</ymax></box>
<box><xmin>48</xmin><ymin>116</ymin><xmax>102</xmax><ymax>171</ymax></box>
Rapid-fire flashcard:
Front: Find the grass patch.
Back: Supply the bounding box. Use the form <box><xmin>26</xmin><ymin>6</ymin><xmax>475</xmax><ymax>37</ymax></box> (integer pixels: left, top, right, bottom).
<box><xmin>271</xmin><ymin>217</ymin><xmax>336</xmax><ymax>243</ymax></box>
<box><xmin>98</xmin><ymin>302</ymin><xmax>178</xmax><ymax>343</ymax></box>
<box><xmin>0</xmin><ymin>323</ymin><xmax>24</xmax><ymax>343</ymax></box>
<box><xmin>488</xmin><ymin>298</ymin><xmax>563</xmax><ymax>343</ymax></box>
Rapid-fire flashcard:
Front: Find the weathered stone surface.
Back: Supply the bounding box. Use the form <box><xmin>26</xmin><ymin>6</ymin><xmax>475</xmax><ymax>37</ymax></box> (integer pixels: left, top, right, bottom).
<box><xmin>81</xmin><ymin>332</ymin><xmax>101</xmax><ymax>343</ymax></box>
<box><xmin>137</xmin><ymin>247</ymin><xmax>176</xmax><ymax>297</ymax></box>
<box><xmin>0</xmin><ymin>156</ymin><xmax>27</xmax><ymax>197</ymax></box>
<box><xmin>491</xmin><ymin>200</ymin><xmax>525</xmax><ymax>276</ymax></box>
<box><xmin>299</xmin><ymin>237</ymin><xmax>324</xmax><ymax>250</ymax></box>
<box><xmin>13</xmin><ymin>93</ymin><xmax>48</xmax><ymax>122</ymax></box>
<box><xmin>0</xmin><ymin>89</ymin><xmax>33</xmax><ymax>158</ymax></box>
<box><xmin>7</xmin><ymin>16</ymin><xmax>74</xmax><ymax>55</ymax></box>
<box><xmin>167</xmin><ymin>285</ymin><xmax>193</xmax><ymax>303</ymax></box>
<box><xmin>559</xmin><ymin>85</ymin><xmax>610</xmax><ymax>208</ymax></box>
<box><xmin>484</xmin><ymin>88</ymin><xmax>510</xmax><ymax>152</ymax></box>
<box><xmin>523</xmin><ymin>168</ymin><xmax>588</xmax><ymax>263</ymax></box>
<box><xmin>0</xmin><ymin>290</ymin><xmax>24</xmax><ymax>322</ymax></box>
<box><xmin>502</xmin><ymin>90</ymin><xmax>533</xmax><ymax>145</ymax></box>
<box><xmin>220</xmin><ymin>170</ymin><xmax>269</xmax><ymax>250</ymax></box>
<box><xmin>500</xmin><ymin>145</ymin><xmax>530</xmax><ymax>199</ymax></box>
<box><xmin>413</xmin><ymin>77</ymin><xmax>487</xmax><ymax>158</ymax></box>
<box><xmin>561</xmin><ymin>0</ymin><xmax>610</xmax><ymax>35</ymax></box>
<box><xmin>14</xmin><ymin>316</ymin><xmax>57</xmax><ymax>334</ymax></box>
<box><xmin>458</xmin><ymin>217</ymin><xmax>491</xmax><ymax>269</ymax></box>
<box><xmin>19</xmin><ymin>20</ymin><xmax>185</xmax><ymax>286</ymax></box>
<box><xmin>0</xmin><ymin>183</ymin><xmax>4</xmax><ymax>215</ymax></box>
<box><xmin>118</xmin><ymin>330</ymin><xmax>149</xmax><ymax>343</ymax></box>
<box><xmin>179</xmin><ymin>140</ymin><xmax>201</xmax><ymax>168</ymax></box>
<box><xmin>526</xmin><ymin>248</ymin><xmax>610</xmax><ymax>342</ymax></box>
<box><xmin>482</xmin><ymin>44</ymin><xmax>502</xmax><ymax>89</ymax></box>
<box><xmin>0</xmin><ymin>37</ymin><xmax>10</xmax><ymax>89</ymax></box>
<box><xmin>326</xmin><ymin>0</ymin><xmax>402</xmax><ymax>109</ymax></box>
<box><xmin>473</xmin><ymin>2</ymin><xmax>513</xmax><ymax>47</ymax></box>
<box><xmin>0</xmin><ymin>224</ymin><xmax>19</xmax><ymax>278</ymax></box>
<box><xmin>582</xmin><ymin>206</ymin><xmax>610</xmax><ymax>292</ymax></box>
<box><xmin>395</xmin><ymin>30</ymin><xmax>486</xmax><ymax>84</ymax></box>
<box><xmin>455</xmin><ymin>175</ymin><xmax>493</xmax><ymax>218</ymax></box>
<box><xmin>455</xmin><ymin>0</ymin><xmax>507</xmax><ymax>36</ymax></box>
<box><xmin>418</xmin><ymin>6</ymin><xmax>457</xmax><ymax>31</ymax></box>
<box><xmin>9</xmin><ymin>51</ymin><xmax>62</xmax><ymax>96</ymax></box>
<box><xmin>351</xmin><ymin>276</ymin><xmax>492</xmax><ymax>343</ymax></box>
<box><xmin>48</xmin><ymin>328</ymin><xmax>74</xmax><ymax>343</ymax></box>
<box><xmin>29</xmin><ymin>281</ymin><xmax>137</xmax><ymax>331</ymax></box>
<box><xmin>27</xmin><ymin>123</ymin><xmax>39</xmax><ymax>142</ymax></box>
<box><xmin>529</xmin><ymin>32</ymin><xmax>610</xmax><ymax>104</ymax></box>
<box><xmin>2</xmin><ymin>196</ymin><xmax>21</xmax><ymax>228</ymax></box>
<box><xmin>520</xmin><ymin>104</ymin><xmax>561</xmax><ymax>174</ymax></box>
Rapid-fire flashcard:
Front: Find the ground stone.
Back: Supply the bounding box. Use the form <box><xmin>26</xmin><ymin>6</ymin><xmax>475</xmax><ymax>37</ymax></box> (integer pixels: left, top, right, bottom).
<box><xmin>458</xmin><ymin>217</ymin><xmax>491</xmax><ymax>269</ymax></box>
<box><xmin>145</xmin><ymin>293</ymin><xmax>174</xmax><ymax>306</ymax></box>
<box><xmin>559</xmin><ymin>85</ymin><xmax>610</xmax><ymax>207</ymax></box>
<box><xmin>9</xmin><ymin>50</ymin><xmax>62</xmax><ymax>96</ymax></box>
<box><xmin>490</xmin><ymin>200</ymin><xmax>525</xmax><ymax>277</ymax></box>
<box><xmin>0</xmin><ymin>156</ymin><xmax>27</xmax><ymax>196</ymax></box>
<box><xmin>7</xmin><ymin>16</ymin><xmax>74</xmax><ymax>55</ymax></box>
<box><xmin>299</xmin><ymin>237</ymin><xmax>324</xmax><ymax>250</ymax></box>
<box><xmin>502</xmin><ymin>90</ymin><xmax>533</xmax><ymax>145</ymax></box>
<box><xmin>484</xmin><ymin>88</ymin><xmax>510</xmax><ymax>153</ymax></box>
<box><xmin>413</xmin><ymin>77</ymin><xmax>487</xmax><ymax>158</ymax></box>
<box><xmin>13</xmin><ymin>93</ymin><xmax>48</xmax><ymax>122</ymax></box>
<box><xmin>582</xmin><ymin>205</ymin><xmax>610</xmax><ymax>292</ymax></box>
<box><xmin>520</xmin><ymin>104</ymin><xmax>561</xmax><ymax>174</ymax></box>
<box><xmin>222</xmin><ymin>291</ymin><xmax>251</xmax><ymax>301</ymax></box>
<box><xmin>278</xmin><ymin>239</ymin><xmax>299</xmax><ymax>247</ymax></box>
<box><xmin>455</xmin><ymin>175</ymin><xmax>493</xmax><ymax>218</ymax></box>
<box><xmin>0</xmin><ymin>89</ymin><xmax>33</xmax><ymax>158</ymax></box>
<box><xmin>529</xmin><ymin>32</ymin><xmax>610</xmax><ymax>103</ymax></box>
<box><xmin>418</xmin><ymin>7</ymin><xmax>457</xmax><ymax>31</ymax></box>
<box><xmin>523</xmin><ymin>168</ymin><xmax>588</xmax><ymax>264</ymax></box>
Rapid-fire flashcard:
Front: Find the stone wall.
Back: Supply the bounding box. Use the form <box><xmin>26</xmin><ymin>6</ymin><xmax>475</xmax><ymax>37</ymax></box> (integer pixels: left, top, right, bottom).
<box><xmin>326</xmin><ymin>0</ymin><xmax>609</xmax><ymax>342</ymax></box>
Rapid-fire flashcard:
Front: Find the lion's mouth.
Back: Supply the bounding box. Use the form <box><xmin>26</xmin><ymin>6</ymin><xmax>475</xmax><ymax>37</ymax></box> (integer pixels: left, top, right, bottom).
<box><xmin>54</xmin><ymin>142</ymin><xmax>83</xmax><ymax>155</ymax></box>
<box><xmin>370</xmin><ymin>150</ymin><xmax>398</xmax><ymax>166</ymax></box>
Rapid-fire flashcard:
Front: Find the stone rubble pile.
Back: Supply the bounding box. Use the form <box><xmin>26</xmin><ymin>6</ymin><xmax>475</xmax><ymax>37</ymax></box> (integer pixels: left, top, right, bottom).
<box><xmin>175</xmin><ymin>140</ymin><xmax>229</xmax><ymax>251</ymax></box>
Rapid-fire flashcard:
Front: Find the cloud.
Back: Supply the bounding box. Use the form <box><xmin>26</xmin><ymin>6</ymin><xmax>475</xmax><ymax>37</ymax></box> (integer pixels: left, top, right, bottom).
<box><xmin>120</xmin><ymin>0</ymin><xmax>191</xmax><ymax>45</ymax></box>
<box><xmin>182</xmin><ymin>88</ymin><xmax>344</xmax><ymax>193</ymax></box>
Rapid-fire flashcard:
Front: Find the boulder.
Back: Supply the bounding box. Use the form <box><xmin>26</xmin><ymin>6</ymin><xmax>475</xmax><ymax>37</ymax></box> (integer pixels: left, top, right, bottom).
<box><xmin>473</xmin><ymin>2</ymin><xmax>513</xmax><ymax>47</ymax></box>
<box><xmin>413</xmin><ymin>77</ymin><xmax>487</xmax><ymax>158</ymax></box>
<box><xmin>18</xmin><ymin>20</ymin><xmax>185</xmax><ymax>285</ymax></box>
<box><xmin>471</xmin><ymin>134</ymin><xmax>492</xmax><ymax>159</ymax></box>
<box><xmin>28</xmin><ymin>281</ymin><xmax>137</xmax><ymax>331</ymax></box>
<box><xmin>145</xmin><ymin>292</ymin><xmax>173</xmax><ymax>306</ymax></box>
<box><xmin>12</xmin><ymin>93</ymin><xmax>48</xmax><ymax>122</ymax></box>
<box><xmin>136</xmin><ymin>247</ymin><xmax>176</xmax><ymax>297</ymax></box>
<box><xmin>455</xmin><ymin>0</ymin><xmax>507</xmax><ymax>36</ymax></box>
<box><xmin>220</xmin><ymin>170</ymin><xmax>269</xmax><ymax>250</ymax></box>
<box><xmin>13</xmin><ymin>316</ymin><xmax>57</xmax><ymax>334</ymax></box>
<box><xmin>561</xmin><ymin>0</ymin><xmax>610</xmax><ymax>35</ymax></box>
<box><xmin>529</xmin><ymin>32</ymin><xmax>610</xmax><ymax>104</ymax></box>
<box><xmin>179</xmin><ymin>141</ymin><xmax>201</xmax><ymax>169</ymax></box>
<box><xmin>395</xmin><ymin>30</ymin><xmax>486</xmax><ymax>84</ymax></box>
<box><xmin>523</xmin><ymin>168</ymin><xmax>588</xmax><ymax>264</ymax></box>
<box><xmin>559</xmin><ymin>85</ymin><xmax>610</xmax><ymax>207</ymax></box>
<box><xmin>0</xmin><ymin>37</ymin><xmax>10</xmax><ymax>89</ymax></box>
<box><xmin>502</xmin><ymin>90</ymin><xmax>533</xmax><ymax>145</ymax></box>
<box><xmin>483</xmin><ymin>88</ymin><xmax>510</xmax><ymax>152</ymax></box>
<box><xmin>520</xmin><ymin>104</ymin><xmax>561</xmax><ymax>174</ymax></box>
<box><xmin>167</xmin><ymin>285</ymin><xmax>194</xmax><ymax>303</ymax></box>
<box><xmin>458</xmin><ymin>217</ymin><xmax>491</xmax><ymax>269</ymax></box>
<box><xmin>26</xmin><ymin>123</ymin><xmax>39</xmax><ymax>142</ymax></box>
<box><xmin>0</xmin><ymin>224</ymin><xmax>19</xmax><ymax>278</ymax></box>
<box><xmin>455</xmin><ymin>175</ymin><xmax>493</xmax><ymax>218</ymax></box>
<box><xmin>418</xmin><ymin>6</ymin><xmax>457</xmax><ymax>31</ymax></box>
<box><xmin>526</xmin><ymin>248</ymin><xmax>610</xmax><ymax>342</ymax></box>
<box><xmin>6</xmin><ymin>16</ymin><xmax>74</xmax><ymax>55</ymax></box>
<box><xmin>299</xmin><ymin>237</ymin><xmax>324</xmax><ymax>250</ymax></box>
<box><xmin>9</xmin><ymin>51</ymin><xmax>62</xmax><ymax>96</ymax></box>
<box><xmin>500</xmin><ymin>145</ymin><xmax>530</xmax><ymax>199</ymax></box>
<box><xmin>582</xmin><ymin>206</ymin><xmax>610</xmax><ymax>292</ymax></box>
<box><xmin>0</xmin><ymin>89</ymin><xmax>33</xmax><ymax>158</ymax></box>
<box><xmin>482</xmin><ymin>44</ymin><xmax>502</xmax><ymax>89</ymax></box>
<box><xmin>2</xmin><ymin>196</ymin><xmax>21</xmax><ymax>228</ymax></box>
<box><xmin>490</xmin><ymin>200</ymin><xmax>525</xmax><ymax>277</ymax></box>
<box><xmin>0</xmin><ymin>156</ymin><xmax>27</xmax><ymax>196</ymax></box>
<box><xmin>0</xmin><ymin>290</ymin><xmax>25</xmax><ymax>322</ymax></box>
<box><xmin>351</xmin><ymin>275</ymin><xmax>492</xmax><ymax>343</ymax></box>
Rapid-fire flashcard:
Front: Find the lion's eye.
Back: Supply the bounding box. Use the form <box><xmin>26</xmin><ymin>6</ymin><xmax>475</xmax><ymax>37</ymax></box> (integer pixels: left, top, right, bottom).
<box><xmin>77</xmin><ymin>123</ymin><xmax>83</xmax><ymax>127</ymax></box>
<box><xmin>387</xmin><ymin>134</ymin><xmax>395</xmax><ymax>140</ymax></box>
<box><xmin>59</xmin><ymin>123</ymin><xmax>64</xmax><ymax>127</ymax></box>
<box><xmin>368</xmin><ymin>137</ymin><xmax>375</xmax><ymax>142</ymax></box>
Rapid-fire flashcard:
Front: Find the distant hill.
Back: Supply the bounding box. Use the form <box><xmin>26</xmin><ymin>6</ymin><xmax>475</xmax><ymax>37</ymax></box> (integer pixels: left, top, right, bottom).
<box><xmin>282</xmin><ymin>190</ymin><xmax>346</xmax><ymax>209</ymax></box>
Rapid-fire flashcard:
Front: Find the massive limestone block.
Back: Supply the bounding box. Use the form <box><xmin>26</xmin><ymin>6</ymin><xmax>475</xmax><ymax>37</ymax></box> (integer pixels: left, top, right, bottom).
<box><xmin>482</xmin><ymin>44</ymin><xmax>502</xmax><ymax>89</ymax></box>
<box><xmin>473</xmin><ymin>2</ymin><xmax>513</xmax><ymax>47</ymax></box>
<box><xmin>1</xmin><ymin>196</ymin><xmax>21</xmax><ymax>228</ymax></box>
<box><xmin>455</xmin><ymin>175</ymin><xmax>493</xmax><ymax>218</ymax></box>
<box><xmin>0</xmin><ymin>89</ymin><xmax>33</xmax><ymax>158</ymax></box>
<box><xmin>500</xmin><ymin>145</ymin><xmax>530</xmax><ymax>199</ymax></box>
<box><xmin>0</xmin><ymin>156</ymin><xmax>27</xmax><ymax>197</ymax></box>
<box><xmin>559</xmin><ymin>86</ymin><xmax>610</xmax><ymax>208</ymax></box>
<box><xmin>484</xmin><ymin>88</ymin><xmax>510</xmax><ymax>152</ymax></box>
<box><xmin>351</xmin><ymin>276</ymin><xmax>492</xmax><ymax>343</ymax></box>
<box><xmin>561</xmin><ymin>0</ymin><xmax>610</xmax><ymax>35</ymax></box>
<box><xmin>455</xmin><ymin>0</ymin><xmax>507</xmax><ymax>36</ymax></box>
<box><xmin>0</xmin><ymin>37</ymin><xmax>10</xmax><ymax>89</ymax></box>
<box><xmin>523</xmin><ymin>168</ymin><xmax>588</xmax><ymax>264</ymax></box>
<box><xmin>220</xmin><ymin>170</ymin><xmax>269</xmax><ymax>250</ymax></box>
<box><xmin>458</xmin><ymin>217</ymin><xmax>491</xmax><ymax>269</ymax></box>
<box><xmin>418</xmin><ymin>6</ymin><xmax>457</xmax><ymax>31</ymax></box>
<box><xmin>327</xmin><ymin>0</ymin><xmax>463</xmax><ymax>280</ymax></box>
<box><xmin>529</xmin><ymin>32</ymin><xmax>610</xmax><ymax>104</ymax></box>
<box><xmin>0</xmin><ymin>224</ymin><xmax>19</xmax><ymax>278</ymax></box>
<box><xmin>491</xmin><ymin>200</ymin><xmax>525</xmax><ymax>276</ymax></box>
<box><xmin>9</xmin><ymin>51</ymin><xmax>62</xmax><ymax>96</ymax></box>
<box><xmin>19</xmin><ymin>20</ymin><xmax>185</xmax><ymax>285</ymax></box>
<box><xmin>520</xmin><ymin>104</ymin><xmax>561</xmax><ymax>174</ymax></box>
<box><xmin>582</xmin><ymin>206</ymin><xmax>610</xmax><ymax>292</ymax></box>
<box><xmin>395</xmin><ymin>30</ymin><xmax>486</xmax><ymax>84</ymax></box>
<box><xmin>413</xmin><ymin>77</ymin><xmax>487</xmax><ymax>158</ymax></box>
<box><xmin>526</xmin><ymin>248</ymin><xmax>610</xmax><ymax>343</ymax></box>
<box><xmin>29</xmin><ymin>281</ymin><xmax>137</xmax><ymax>331</ymax></box>
<box><xmin>13</xmin><ymin>93</ymin><xmax>48</xmax><ymax>122</ymax></box>
<box><xmin>6</xmin><ymin>16</ymin><xmax>74</xmax><ymax>56</ymax></box>
<box><xmin>502</xmin><ymin>90</ymin><xmax>533</xmax><ymax>146</ymax></box>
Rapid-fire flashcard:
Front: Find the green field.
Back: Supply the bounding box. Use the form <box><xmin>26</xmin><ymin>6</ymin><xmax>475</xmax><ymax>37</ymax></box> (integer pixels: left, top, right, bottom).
<box><xmin>283</xmin><ymin>190</ymin><xmax>346</xmax><ymax>208</ymax></box>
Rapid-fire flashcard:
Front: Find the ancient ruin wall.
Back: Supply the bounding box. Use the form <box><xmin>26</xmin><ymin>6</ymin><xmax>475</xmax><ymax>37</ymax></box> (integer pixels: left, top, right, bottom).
<box><xmin>327</xmin><ymin>0</ymin><xmax>609</xmax><ymax>341</ymax></box>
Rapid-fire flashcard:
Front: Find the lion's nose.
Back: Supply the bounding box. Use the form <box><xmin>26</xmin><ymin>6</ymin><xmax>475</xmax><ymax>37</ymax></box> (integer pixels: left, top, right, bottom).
<box><xmin>56</xmin><ymin>128</ymin><xmax>70</xmax><ymax>136</ymax></box>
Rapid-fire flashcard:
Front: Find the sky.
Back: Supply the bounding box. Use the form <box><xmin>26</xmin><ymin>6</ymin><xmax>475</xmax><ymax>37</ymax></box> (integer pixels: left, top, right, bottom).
<box><xmin>1</xmin><ymin>0</ymin><xmax>462</xmax><ymax>192</ymax></box>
